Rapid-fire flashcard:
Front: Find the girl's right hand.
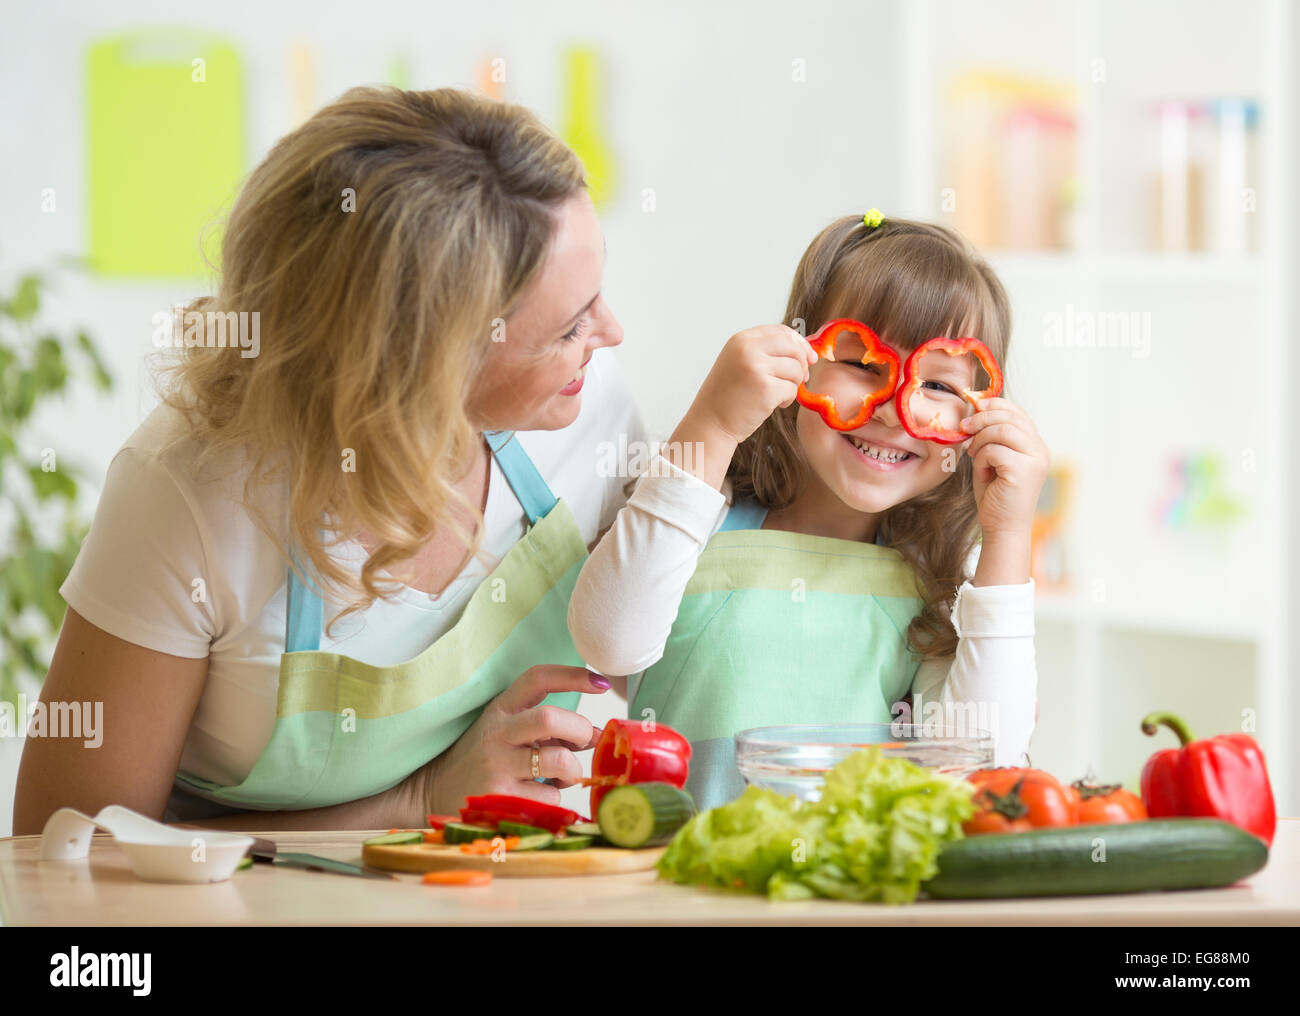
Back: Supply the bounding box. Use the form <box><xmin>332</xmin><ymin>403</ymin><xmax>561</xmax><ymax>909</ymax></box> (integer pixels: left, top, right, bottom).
<box><xmin>407</xmin><ymin>665</ymin><xmax>611</xmax><ymax>818</ymax></box>
<box><xmin>688</xmin><ymin>324</ymin><xmax>818</xmax><ymax>444</ymax></box>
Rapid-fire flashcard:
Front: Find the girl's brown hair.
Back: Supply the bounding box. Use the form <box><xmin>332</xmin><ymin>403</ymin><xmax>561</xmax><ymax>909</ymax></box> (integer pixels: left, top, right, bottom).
<box><xmin>156</xmin><ymin>86</ymin><xmax>586</xmax><ymax>633</ymax></box>
<box><xmin>728</xmin><ymin>216</ymin><xmax>1012</xmax><ymax>659</ymax></box>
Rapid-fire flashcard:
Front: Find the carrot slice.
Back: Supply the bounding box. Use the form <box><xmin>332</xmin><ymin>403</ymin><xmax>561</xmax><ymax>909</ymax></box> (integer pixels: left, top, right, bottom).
<box><xmin>423</xmin><ymin>830</ymin><xmax>445</xmax><ymax>844</ymax></box>
<box><xmin>422</xmin><ymin>870</ymin><xmax>492</xmax><ymax>886</ymax></box>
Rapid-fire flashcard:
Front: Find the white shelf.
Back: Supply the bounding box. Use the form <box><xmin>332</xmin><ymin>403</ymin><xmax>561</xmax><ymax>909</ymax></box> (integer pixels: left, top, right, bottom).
<box><xmin>902</xmin><ymin>0</ymin><xmax>1293</xmax><ymax>814</ymax></box>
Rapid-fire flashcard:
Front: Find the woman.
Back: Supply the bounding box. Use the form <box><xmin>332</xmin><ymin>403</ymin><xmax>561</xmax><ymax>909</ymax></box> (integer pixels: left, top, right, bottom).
<box><xmin>13</xmin><ymin>86</ymin><xmax>642</xmax><ymax>834</ymax></box>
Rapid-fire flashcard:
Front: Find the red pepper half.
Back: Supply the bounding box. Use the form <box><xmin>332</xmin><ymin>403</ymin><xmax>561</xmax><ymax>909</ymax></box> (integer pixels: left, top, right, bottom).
<box><xmin>581</xmin><ymin>719</ymin><xmax>692</xmax><ymax>815</ymax></box>
<box><xmin>458</xmin><ymin>794</ymin><xmax>583</xmax><ymax>834</ymax></box>
<box><xmin>795</xmin><ymin>319</ymin><xmax>901</xmax><ymax>432</ymax></box>
<box><xmin>894</xmin><ymin>336</ymin><xmax>1004</xmax><ymax>445</ymax></box>
<box><xmin>1140</xmin><ymin>711</ymin><xmax>1276</xmax><ymax>847</ymax></box>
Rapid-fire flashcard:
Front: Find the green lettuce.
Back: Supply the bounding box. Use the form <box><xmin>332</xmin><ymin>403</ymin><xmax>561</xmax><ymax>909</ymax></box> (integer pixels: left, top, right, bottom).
<box><xmin>656</xmin><ymin>747</ymin><xmax>975</xmax><ymax>903</ymax></box>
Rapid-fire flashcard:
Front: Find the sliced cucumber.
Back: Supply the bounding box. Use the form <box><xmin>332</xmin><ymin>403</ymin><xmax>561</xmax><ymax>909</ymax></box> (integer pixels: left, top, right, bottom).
<box><xmin>442</xmin><ymin>822</ymin><xmax>499</xmax><ymax>844</ymax></box>
<box><xmin>546</xmin><ymin>835</ymin><xmax>595</xmax><ymax>851</ymax></box>
<box><xmin>597</xmin><ymin>783</ymin><xmax>696</xmax><ymax>848</ymax></box>
<box><xmin>511</xmin><ymin>833</ymin><xmax>555</xmax><ymax>851</ymax></box>
<box><xmin>498</xmin><ymin>821</ymin><xmax>550</xmax><ymax>837</ymax></box>
<box><xmin>566</xmin><ymin>822</ymin><xmax>603</xmax><ymax>839</ymax></box>
<box><xmin>363</xmin><ymin>831</ymin><xmax>424</xmax><ymax>846</ymax></box>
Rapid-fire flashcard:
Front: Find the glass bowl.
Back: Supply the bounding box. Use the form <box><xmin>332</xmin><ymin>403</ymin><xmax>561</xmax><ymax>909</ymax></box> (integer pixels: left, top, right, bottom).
<box><xmin>734</xmin><ymin>723</ymin><xmax>994</xmax><ymax>802</ymax></box>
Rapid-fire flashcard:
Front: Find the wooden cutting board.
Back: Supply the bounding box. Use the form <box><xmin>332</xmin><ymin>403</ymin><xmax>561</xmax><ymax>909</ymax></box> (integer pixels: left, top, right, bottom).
<box><xmin>362</xmin><ymin>841</ymin><xmax>666</xmax><ymax>877</ymax></box>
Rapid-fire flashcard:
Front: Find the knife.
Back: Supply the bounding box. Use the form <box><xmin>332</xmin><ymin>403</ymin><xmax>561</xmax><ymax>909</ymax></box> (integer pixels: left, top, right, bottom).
<box><xmin>248</xmin><ymin>836</ymin><xmax>397</xmax><ymax>880</ymax></box>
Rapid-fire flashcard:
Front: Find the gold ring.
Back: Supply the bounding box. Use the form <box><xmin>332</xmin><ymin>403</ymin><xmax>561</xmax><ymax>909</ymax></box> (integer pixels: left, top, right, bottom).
<box><xmin>530</xmin><ymin>746</ymin><xmax>541</xmax><ymax>780</ymax></box>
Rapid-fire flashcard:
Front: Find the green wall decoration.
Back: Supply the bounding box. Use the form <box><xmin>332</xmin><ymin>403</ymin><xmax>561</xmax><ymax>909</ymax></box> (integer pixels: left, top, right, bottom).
<box><xmin>86</xmin><ymin>29</ymin><xmax>246</xmax><ymax>278</ymax></box>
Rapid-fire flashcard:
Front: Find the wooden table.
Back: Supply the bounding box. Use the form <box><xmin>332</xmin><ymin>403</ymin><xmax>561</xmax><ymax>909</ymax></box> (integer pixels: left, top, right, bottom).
<box><xmin>3</xmin><ymin>819</ymin><xmax>1297</xmax><ymax>926</ymax></box>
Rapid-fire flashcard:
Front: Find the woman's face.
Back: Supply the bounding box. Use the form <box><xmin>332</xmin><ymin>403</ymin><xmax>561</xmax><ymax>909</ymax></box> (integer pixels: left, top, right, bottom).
<box><xmin>794</xmin><ymin>336</ymin><xmax>975</xmax><ymax>515</ymax></box>
<box><xmin>468</xmin><ymin>190</ymin><xmax>622</xmax><ymax>433</ymax></box>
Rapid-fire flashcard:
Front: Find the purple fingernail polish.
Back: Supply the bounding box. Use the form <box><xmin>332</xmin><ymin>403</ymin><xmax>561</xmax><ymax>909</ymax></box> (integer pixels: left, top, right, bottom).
<box><xmin>588</xmin><ymin>672</ymin><xmax>611</xmax><ymax>689</ymax></box>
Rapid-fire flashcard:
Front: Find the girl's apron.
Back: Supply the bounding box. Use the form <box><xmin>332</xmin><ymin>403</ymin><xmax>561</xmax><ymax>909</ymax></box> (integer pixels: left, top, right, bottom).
<box><xmin>629</xmin><ymin>496</ymin><xmax>926</xmax><ymax>812</ymax></box>
<box><xmin>165</xmin><ymin>431</ymin><xmax>587</xmax><ymax>821</ymax></box>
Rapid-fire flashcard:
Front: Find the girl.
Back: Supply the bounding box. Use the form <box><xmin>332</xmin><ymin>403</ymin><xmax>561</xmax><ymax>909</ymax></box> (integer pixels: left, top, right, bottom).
<box><xmin>568</xmin><ymin>213</ymin><xmax>1048</xmax><ymax>810</ymax></box>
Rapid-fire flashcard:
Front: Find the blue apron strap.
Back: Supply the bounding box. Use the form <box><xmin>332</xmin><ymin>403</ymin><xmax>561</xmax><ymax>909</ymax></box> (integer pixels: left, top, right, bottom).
<box><xmin>484</xmin><ymin>430</ymin><xmax>558</xmax><ymax>526</ymax></box>
<box><xmin>284</xmin><ymin>546</ymin><xmax>324</xmax><ymax>653</ymax></box>
<box><xmin>486</xmin><ymin>429</ymin><xmax>569</xmax><ymax>782</ymax></box>
<box><xmin>719</xmin><ymin>494</ymin><xmax>769</xmax><ymax>532</ymax></box>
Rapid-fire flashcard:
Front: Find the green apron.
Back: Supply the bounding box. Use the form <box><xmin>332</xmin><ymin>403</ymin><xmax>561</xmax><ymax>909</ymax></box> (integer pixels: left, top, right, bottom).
<box><xmin>166</xmin><ymin>431</ymin><xmax>585</xmax><ymax>819</ymax></box>
<box><xmin>629</xmin><ymin>496</ymin><xmax>926</xmax><ymax>811</ymax></box>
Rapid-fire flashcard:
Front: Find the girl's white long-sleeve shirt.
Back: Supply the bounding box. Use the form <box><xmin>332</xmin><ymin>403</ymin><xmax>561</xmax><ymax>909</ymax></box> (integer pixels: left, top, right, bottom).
<box><xmin>568</xmin><ymin>454</ymin><xmax>1038</xmax><ymax>767</ymax></box>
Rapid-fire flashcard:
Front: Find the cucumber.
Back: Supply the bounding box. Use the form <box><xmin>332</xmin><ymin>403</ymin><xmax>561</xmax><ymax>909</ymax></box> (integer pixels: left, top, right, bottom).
<box><xmin>566</xmin><ymin>822</ymin><xmax>603</xmax><ymax>839</ymax></box>
<box><xmin>511</xmin><ymin>833</ymin><xmax>555</xmax><ymax>851</ymax></box>
<box><xmin>546</xmin><ymin>835</ymin><xmax>595</xmax><ymax>851</ymax></box>
<box><xmin>597</xmin><ymin>783</ymin><xmax>696</xmax><ymax>849</ymax></box>
<box><xmin>498</xmin><ymin>821</ymin><xmax>549</xmax><ymax>837</ymax></box>
<box><xmin>363</xmin><ymin>831</ymin><xmax>424</xmax><ymax>846</ymax></box>
<box><xmin>442</xmin><ymin>822</ymin><xmax>499</xmax><ymax>844</ymax></box>
<box><xmin>923</xmin><ymin>819</ymin><xmax>1269</xmax><ymax>899</ymax></box>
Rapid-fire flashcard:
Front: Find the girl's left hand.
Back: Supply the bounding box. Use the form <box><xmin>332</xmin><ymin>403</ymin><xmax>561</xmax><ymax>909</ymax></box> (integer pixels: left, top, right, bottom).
<box><xmin>959</xmin><ymin>397</ymin><xmax>1051</xmax><ymax>540</ymax></box>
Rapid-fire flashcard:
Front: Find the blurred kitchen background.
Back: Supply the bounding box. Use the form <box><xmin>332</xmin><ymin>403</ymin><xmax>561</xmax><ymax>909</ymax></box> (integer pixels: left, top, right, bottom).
<box><xmin>1</xmin><ymin>0</ymin><xmax>1295</xmax><ymax>834</ymax></box>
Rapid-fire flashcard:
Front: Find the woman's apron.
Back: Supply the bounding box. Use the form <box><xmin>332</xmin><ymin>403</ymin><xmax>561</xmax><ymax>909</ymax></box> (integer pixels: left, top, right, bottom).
<box><xmin>165</xmin><ymin>431</ymin><xmax>587</xmax><ymax>821</ymax></box>
<box><xmin>629</xmin><ymin>496</ymin><xmax>926</xmax><ymax>812</ymax></box>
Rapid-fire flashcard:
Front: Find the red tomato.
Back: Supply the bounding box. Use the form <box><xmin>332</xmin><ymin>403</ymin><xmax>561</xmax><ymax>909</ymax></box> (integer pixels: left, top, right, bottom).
<box><xmin>963</xmin><ymin>767</ymin><xmax>1078</xmax><ymax>835</ymax></box>
<box><xmin>1068</xmin><ymin>781</ymin><xmax>1148</xmax><ymax>825</ymax></box>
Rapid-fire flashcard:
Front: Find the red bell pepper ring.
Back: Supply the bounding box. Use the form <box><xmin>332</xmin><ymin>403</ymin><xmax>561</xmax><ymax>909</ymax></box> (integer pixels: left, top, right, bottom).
<box><xmin>795</xmin><ymin>319</ymin><xmax>901</xmax><ymax>432</ymax></box>
<box><xmin>1140</xmin><ymin>711</ymin><xmax>1277</xmax><ymax>847</ymax></box>
<box><xmin>894</xmin><ymin>336</ymin><xmax>1004</xmax><ymax>445</ymax></box>
<box><xmin>582</xmin><ymin>719</ymin><xmax>692</xmax><ymax>815</ymax></box>
<box><xmin>458</xmin><ymin>794</ymin><xmax>584</xmax><ymax>834</ymax></box>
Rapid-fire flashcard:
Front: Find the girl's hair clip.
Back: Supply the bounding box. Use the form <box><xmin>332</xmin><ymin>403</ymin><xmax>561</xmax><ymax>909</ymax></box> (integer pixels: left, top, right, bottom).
<box><xmin>862</xmin><ymin>208</ymin><xmax>884</xmax><ymax>229</ymax></box>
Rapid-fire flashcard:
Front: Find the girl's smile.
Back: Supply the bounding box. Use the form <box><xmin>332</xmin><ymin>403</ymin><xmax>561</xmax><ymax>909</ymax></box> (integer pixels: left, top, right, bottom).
<box><xmin>841</xmin><ymin>431</ymin><xmax>917</xmax><ymax>470</ymax></box>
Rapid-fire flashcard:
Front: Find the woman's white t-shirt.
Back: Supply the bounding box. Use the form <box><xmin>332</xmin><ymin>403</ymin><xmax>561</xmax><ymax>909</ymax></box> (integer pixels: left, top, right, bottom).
<box><xmin>59</xmin><ymin>349</ymin><xmax>646</xmax><ymax>790</ymax></box>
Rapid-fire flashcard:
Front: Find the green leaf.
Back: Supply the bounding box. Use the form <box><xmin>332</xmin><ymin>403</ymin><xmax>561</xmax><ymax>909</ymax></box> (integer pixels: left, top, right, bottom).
<box><xmin>75</xmin><ymin>331</ymin><xmax>114</xmax><ymax>390</ymax></box>
<box><xmin>27</xmin><ymin>463</ymin><xmax>78</xmax><ymax>501</ymax></box>
<box><xmin>7</xmin><ymin>274</ymin><xmax>42</xmax><ymax>322</ymax></box>
<box><xmin>9</xmin><ymin>370</ymin><xmax>37</xmax><ymax>421</ymax></box>
<box><xmin>33</xmin><ymin>336</ymin><xmax>68</xmax><ymax>394</ymax></box>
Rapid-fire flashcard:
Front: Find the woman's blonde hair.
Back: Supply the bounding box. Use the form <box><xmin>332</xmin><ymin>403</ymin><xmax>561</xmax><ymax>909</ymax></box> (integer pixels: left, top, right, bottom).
<box><xmin>728</xmin><ymin>216</ymin><xmax>1012</xmax><ymax>659</ymax></box>
<box><xmin>157</xmin><ymin>86</ymin><xmax>586</xmax><ymax>633</ymax></box>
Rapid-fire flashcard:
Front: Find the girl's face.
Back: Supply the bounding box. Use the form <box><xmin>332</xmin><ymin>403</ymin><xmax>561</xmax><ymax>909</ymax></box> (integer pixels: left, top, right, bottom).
<box><xmin>468</xmin><ymin>190</ymin><xmax>622</xmax><ymax>432</ymax></box>
<box><xmin>794</xmin><ymin>335</ymin><xmax>977</xmax><ymax>515</ymax></box>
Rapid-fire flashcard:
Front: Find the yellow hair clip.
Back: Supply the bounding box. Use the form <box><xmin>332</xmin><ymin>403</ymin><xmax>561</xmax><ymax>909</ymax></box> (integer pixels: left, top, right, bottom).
<box><xmin>863</xmin><ymin>208</ymin><xmax>884</xmax><ymax>228</ymax></box>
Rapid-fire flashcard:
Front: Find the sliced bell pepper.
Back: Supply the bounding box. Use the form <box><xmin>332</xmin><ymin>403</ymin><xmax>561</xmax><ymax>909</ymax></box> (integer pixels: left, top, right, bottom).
<box><xmin>894</xmin><ymin>336</ymin><xmax>1004</xmax><ymax>444</ymax></box>
<box><xmin>1140</xmin><ymin>711</ymin><xmax>1276</xmax><ymax>847</ymax></box>
<box><xmin>795</xmin><ymin>319</ymin><xmax>901</xmax><ymax>431</ymax></box>
<box><xmin>458</xmin><ymin>794</ymin><xmax>583</xmax><ymax>834</ymax></box>
<box><xmin>425</xmin><ymin>814</ymin><xmax>457</xmax><ymax>831</ymax></box>
<box><xmin>581</xmin><ymin>719</ymin><xmax>692</xmax><ymax>815</ymax></box>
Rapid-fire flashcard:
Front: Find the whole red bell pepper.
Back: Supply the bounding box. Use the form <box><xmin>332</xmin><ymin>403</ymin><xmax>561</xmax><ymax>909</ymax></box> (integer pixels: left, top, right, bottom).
<box><xmin>894</xmin><ymin>336</ymin><xmax>1004</xmax><ymax>444</ymax></box>
<box><xmin>1140</xmin><ymin>711</ymin><xmax>1276</xmax><ymax>847</ymax></box>
<box><xmin>795</xmin><ymin>319</ymin><xmax>901</xmax><ymax>432</ymax></box>
<box><xmin>582</xmin><ymin>719</ymin><xmax>691</xmax><ymax>815</ymax></box>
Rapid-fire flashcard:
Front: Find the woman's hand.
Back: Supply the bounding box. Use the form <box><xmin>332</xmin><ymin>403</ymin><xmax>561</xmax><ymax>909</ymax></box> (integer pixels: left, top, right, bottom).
<box><xmin>666</xmin><ymin>325</ymin><xmax>817</xmax><ymax>490</ymax></box>
<box><xmin>407</xmin><ymin>665</ymin><xmax>611</xmax><ymax>818</ymax></box>
<box><xmin>959</xmin><ymin>396</ymin><xmax>1051</xmax><ymax>586</ymax></box>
